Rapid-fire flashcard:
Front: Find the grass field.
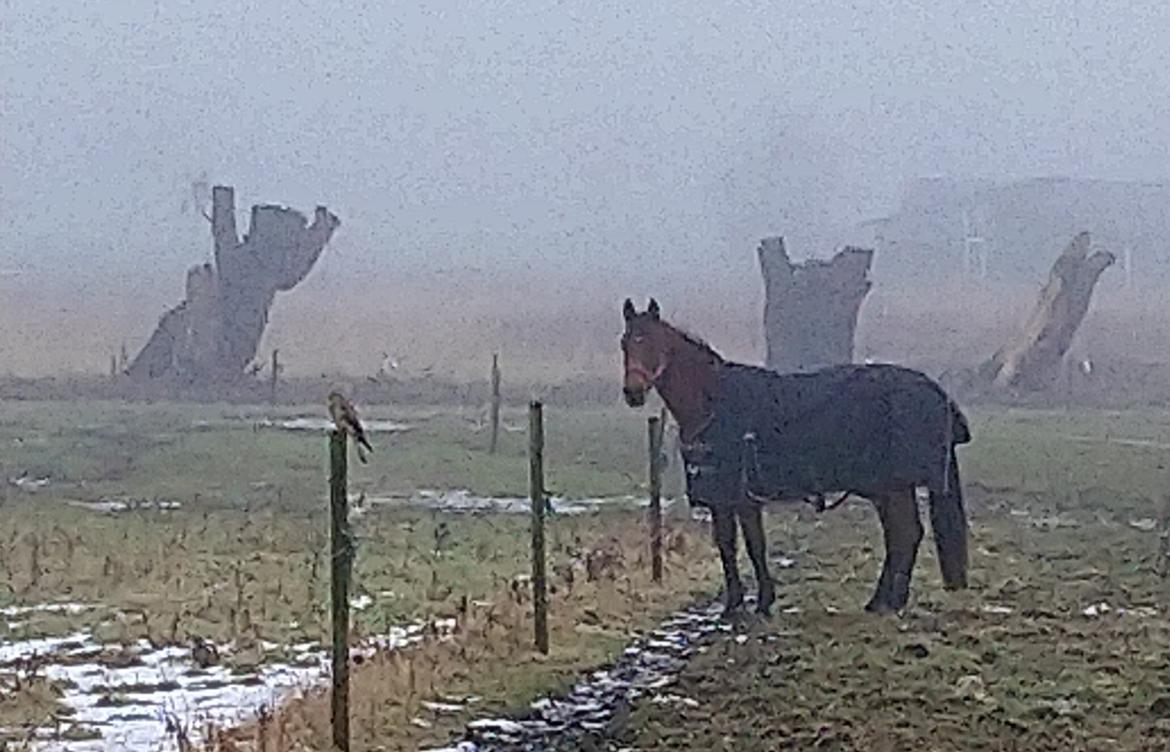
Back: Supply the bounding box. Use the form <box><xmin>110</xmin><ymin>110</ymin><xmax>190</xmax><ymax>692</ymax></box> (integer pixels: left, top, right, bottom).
<box><xmin>0</xmin><ymin>398</ymin><xmax>717</xmax><ymax>749</ymax></box>
<box><xmin>4</xmin><ymin>398</ymin><xmax>1170</xmax><ymax>749</ymax></box>
<box><xmin>610</xmin><ymin>408</ymin><xmax>1170</xmax><ymax>752</ymax></box>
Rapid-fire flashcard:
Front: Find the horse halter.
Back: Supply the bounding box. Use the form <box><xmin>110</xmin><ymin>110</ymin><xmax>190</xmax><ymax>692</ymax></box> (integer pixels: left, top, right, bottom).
<box><xmin>625</xmin><ymin>360</ymin><xmax>667</xmax><ymax>387</ymax></box>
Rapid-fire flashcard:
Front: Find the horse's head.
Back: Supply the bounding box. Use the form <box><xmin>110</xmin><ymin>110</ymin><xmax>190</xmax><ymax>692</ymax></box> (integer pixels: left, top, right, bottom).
<box><xmin>621</xmin><ymin>298</ymin><xmax>668</xmax><ymax>407</ymax></box>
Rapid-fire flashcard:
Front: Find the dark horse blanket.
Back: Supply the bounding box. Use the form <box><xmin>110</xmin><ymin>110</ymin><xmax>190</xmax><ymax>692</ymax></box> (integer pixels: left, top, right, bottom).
<box><xmin>680</xmin><ymin>362</ymin><xmax>971</xmax><ymax>507</ymax></box>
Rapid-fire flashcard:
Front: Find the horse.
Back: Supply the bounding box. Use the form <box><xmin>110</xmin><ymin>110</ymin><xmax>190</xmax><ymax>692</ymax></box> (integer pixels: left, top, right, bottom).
<box><xmin>620</xmin><ymin>298</ymin><xmax>971</xmax><ymax>615</ymax></box>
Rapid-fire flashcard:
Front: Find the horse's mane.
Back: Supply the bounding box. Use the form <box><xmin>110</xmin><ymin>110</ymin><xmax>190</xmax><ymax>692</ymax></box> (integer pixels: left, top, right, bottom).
<box><xmin>664</xmin><ymin>320</ymin><xmax>725</xmax><ymax>363</ymax></box>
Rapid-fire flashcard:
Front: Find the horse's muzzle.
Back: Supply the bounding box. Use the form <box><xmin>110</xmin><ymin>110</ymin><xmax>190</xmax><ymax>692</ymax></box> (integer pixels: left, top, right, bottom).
<box><xmin>623</xmin><ymin>386</ymin><xmax>647</xmax><ymax>407</ymax></box>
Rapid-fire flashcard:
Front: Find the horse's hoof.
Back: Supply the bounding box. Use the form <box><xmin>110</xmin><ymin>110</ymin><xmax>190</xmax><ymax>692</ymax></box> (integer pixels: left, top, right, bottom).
<box><xmin>756</xmin><ymin>583</ymin><xmax>775</xmax><ymax>616</ymax></box>
<box><xmin>865</xmin><ymin>593</ymin><xmax>909</xmax><ymax>614</ymax></box>
<box><xmin>722</xmin><ymin>589</ymin><xmax>745</xmax><ymax>617</ymax></box>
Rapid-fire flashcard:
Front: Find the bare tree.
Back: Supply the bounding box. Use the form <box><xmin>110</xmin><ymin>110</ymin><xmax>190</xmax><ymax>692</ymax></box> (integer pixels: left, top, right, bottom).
<box><xmin>128</xmin><ymin>185</ymin><xmax>339</xmax><ymax>384</ymax></box>
<box><xmin>974</xmin><ymin>231</ymin><xmax>1114</xmax><ymax>391</ymax></box>
<box><xmin>758</xmin><ymin>236</ymin><xmax>873</xmax><ymax>373</ymax></box>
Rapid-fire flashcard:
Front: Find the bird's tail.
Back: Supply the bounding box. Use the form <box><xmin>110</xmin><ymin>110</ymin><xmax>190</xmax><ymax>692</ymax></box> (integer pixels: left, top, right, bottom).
<box><xmin>356</xmin><ymin>435</ymin><xmax>372</xmax><ymax>463</ymax></box>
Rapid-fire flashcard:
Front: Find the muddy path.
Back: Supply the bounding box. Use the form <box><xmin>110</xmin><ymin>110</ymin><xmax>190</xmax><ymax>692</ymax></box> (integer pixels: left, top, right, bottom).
<box><xmin>424</xmin><ymin>597</ymin><xmax>737</xmax><ymax>752</ymax></box>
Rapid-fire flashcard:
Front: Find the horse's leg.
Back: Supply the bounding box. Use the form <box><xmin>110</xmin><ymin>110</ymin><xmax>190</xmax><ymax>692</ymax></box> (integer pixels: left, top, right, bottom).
<box><xmin>711</xmin><ymin>505</ymin><xmax>744</xmax><ymax>614</ymax></box>
<box><xmin>735</xmin><ymin>501</ymin><xmax>774</xmax><ymax>616</ymax></box>
<box><xmin>929</xmin><ymin>449</ymin><xmax>969</xmax><ymax>589</ymax></box>
<box><xmin>865</xmin><ymin>489</ymin><xmax>924</xmax><ymax>613</ymax></box>
<box><xmin>865</xmin><ymin>496</ymin><xmax>895</xmax><ymax>611</ymax></box>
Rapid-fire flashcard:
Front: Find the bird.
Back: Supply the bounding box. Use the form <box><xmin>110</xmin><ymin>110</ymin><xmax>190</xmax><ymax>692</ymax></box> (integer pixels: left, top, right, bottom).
<box><xmin>190</xmin><ymin>635</ymin><xmax>219</xmax><ymax>668</ymax></box>
<box><xmin>328</xmin><ymin>391</ymin><xmax>374</xmax><ymax>463</ymax></box>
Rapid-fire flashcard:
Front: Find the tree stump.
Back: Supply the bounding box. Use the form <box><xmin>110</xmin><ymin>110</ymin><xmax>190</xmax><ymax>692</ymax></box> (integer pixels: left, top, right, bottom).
<box><xmin>975</xmin><ymin>231</ymin><xmax>1114</xmax><ymax>392</ymax></box>
<box><xmin>128</xmin><ymin>186</ymin><xmax>339</xmax><ymax>384</ymax></box>
<box><xmin>757</xmin><ymin>236</ymin><xmax>873</xmax><ymax>373</ymax></box>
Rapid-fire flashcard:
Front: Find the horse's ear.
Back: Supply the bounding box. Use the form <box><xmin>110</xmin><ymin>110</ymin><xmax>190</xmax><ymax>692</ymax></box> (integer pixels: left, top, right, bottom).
<box><xmin>623</xmin><ymin>298</ymin><xmax>636</xmax><ymax>321</ymax></box>
<box><xmin>647</xmin><ymin>298</ymin><xmax>660</xmax><ymax>319</ymax></box>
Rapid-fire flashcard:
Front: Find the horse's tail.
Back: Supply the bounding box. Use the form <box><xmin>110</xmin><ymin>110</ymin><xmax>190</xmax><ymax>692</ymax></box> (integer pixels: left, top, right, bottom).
<box><xmin>929</xmin><ymin>394</ymin><xmax>969</xmax><ymax>588</ymax></box>
<box><xmin>929</xmin><ymin>390</ymin><xmax>970</xmax><ymax>589</ymax></box>
<box><xmin>929</xmin><ymin>447</ymin><xmax>969</xmax><ymax>589</ymax></box>
<box><xmin>948</xmin><ymin>399</ymin><xmax>971</xmax><ymax>446</ymax></box>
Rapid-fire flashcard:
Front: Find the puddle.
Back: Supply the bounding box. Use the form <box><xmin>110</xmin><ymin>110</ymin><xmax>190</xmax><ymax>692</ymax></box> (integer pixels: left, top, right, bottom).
<box><xmin>1081</xmin><ymin>602</ymin><xmax>1158</xmax><ymax>618</ymax></box>
<box><xmin>1065</xmin><ymin>434</ymin><xmax>1170</xmax><ymax>451</ymax></box>
<box><xmin>7</xmin><ymin>474</ymin><xmax>51</xmax><ymax>491</ymax></box>
<box><xmin>255</xmin><ymin>416</ymin><xmax>414</xmax><ymax>433</ymax></box>
<box><xmin>0</xmin><ymin>602</ymin><xmax>97</xmax><ymax>619</ymax></box>
<box><xmin>64</xmin><ymin>499</ymin><xmax>183</xmax><ymax>514</ymax></box>
<box><xmin>365</xmin><ymin>489</ymin><xmax>680</xmax><ymax>516</ymax></box>
<box><xmin>1008</xmin><ymin>507</ymin><xmax>1081</xmax><ymax>529</ymax></box>
<box><xmin>1129</xmin><ymin>517</ymin><xmax>1159</xmax><ymax>532</ymax></box>
<box><xmin>2</xmin><ymin>601</ymin><xmax>99</xmax><ymax>635</ymax></box>
<box><xmin>0</xmin><ymin>604</ymin><xmax>454</xmax><ymax>751</ymax></box>
<box><xmin>190</xmin><ymin>416</ymin><xmax>416</xmax><ymax>434</ymax></box>
<box><xmin>425</xmin><ymin>598</ymin><xmax>733</xmax><ymax>751</ymax></box>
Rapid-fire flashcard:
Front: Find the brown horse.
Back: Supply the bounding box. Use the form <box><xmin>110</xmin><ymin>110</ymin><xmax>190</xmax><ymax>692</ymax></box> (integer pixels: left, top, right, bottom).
<box><xmin>621</xmin><ymin>298</ymin><xmax>971</xmax><ymax>615</ymax></box>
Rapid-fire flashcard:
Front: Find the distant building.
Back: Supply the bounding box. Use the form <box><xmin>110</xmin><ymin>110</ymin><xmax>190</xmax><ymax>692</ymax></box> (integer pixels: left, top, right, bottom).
<box><xmin>849</xmin><ymin>176</ymin><xmax>1167</xmax><ymax>287</ymax></box>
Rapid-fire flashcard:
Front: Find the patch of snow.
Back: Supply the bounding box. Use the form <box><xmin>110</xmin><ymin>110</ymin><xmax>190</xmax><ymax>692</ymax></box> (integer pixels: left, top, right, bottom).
<box><xmin>1082</xmin><ymin>602</ymin><xmax>1111</xmax><ymax>617</ymax></box>
<box><xmin>1</xmin><ymin>611</ymin><xmax>457</xmax><ymax>751</ymax></box>
<box><xmin>422</xmin><ymin>701</ymin><xmax>467</xmax><ymax>714</ymax></box>
<box><xmin>651</xmin><ymin>693</ymin><xmax>700</xmax><ymax>708</ymax></box>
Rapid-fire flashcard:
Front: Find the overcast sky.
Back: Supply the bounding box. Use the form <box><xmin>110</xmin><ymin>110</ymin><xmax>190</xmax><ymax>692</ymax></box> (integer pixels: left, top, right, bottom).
<box><xmin>5</xmin><ymin>0</ymin><xmax>1170</xmax><ymax>287</ymax></box>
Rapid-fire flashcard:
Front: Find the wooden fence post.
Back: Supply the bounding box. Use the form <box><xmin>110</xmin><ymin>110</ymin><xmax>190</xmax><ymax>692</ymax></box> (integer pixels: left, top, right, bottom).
<box><xmin>270</xmin><ymin>349</ymin><xmax>281</xmax><ymax>405</ymax></box>
<box><xmin>528</xmin><ymin>401</ymin><xmax>549</xmax><ymax>654</ymax></box>
<box><xmin>648</xmin><ymin>415</ymin><xmax>664</xmax><ymax>583</ymax></box>
<box><xmin>328</xmin><ymin>429</ymin><xmax>352</xmax><ymax>751</ymax></box>
<box><xmin>489</xmin><ymin>354</ymin><xmax>502</xmax><ymax>454</ymax></box>
<box><xmin>1158</xmin><ymin>494</ymin><xmax>1170</xmax><ymax>578</ymax></box>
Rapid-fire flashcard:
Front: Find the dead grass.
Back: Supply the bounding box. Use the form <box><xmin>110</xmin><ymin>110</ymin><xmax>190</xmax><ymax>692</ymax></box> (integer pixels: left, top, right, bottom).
<box><xmin>0</xmin><ymin>503</ymin><xmax>719</xmax><ymax>748</ymax></box>
<box><xmin>195</xmin><ymin>517</ymin><xmax>718</xmax><ymax>751</ymax></box>
<box><xmin>0</xmin><ymin>671</ymin><xmax>70</xmax><ymax>742</ymax></box>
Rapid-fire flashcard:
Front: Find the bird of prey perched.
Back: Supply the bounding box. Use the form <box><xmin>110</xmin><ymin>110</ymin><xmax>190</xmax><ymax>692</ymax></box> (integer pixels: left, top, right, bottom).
<box><xmin>327</xmin><ymin>391</ymin><xmax>374</xmax><ymax>463</ymax></box>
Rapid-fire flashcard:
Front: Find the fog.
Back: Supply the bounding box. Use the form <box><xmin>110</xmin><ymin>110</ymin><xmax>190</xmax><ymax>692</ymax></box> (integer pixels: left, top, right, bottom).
<box><xmin>3</xmin><ymin>0</ymin><xmax>1170</xmax><ymax>378</ymax></box>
